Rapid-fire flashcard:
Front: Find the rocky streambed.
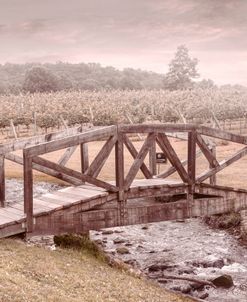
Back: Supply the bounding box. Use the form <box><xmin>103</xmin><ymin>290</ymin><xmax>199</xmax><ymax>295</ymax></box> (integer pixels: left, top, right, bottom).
<box><xmin>5</xmin><ymin>178</ymin><xmax>61</xmax><ymax>204</ymax></box>
<box><xmin>91</xmin><ymin>219</ymin><xmax>247</xmax><ymax>302</ymax></box>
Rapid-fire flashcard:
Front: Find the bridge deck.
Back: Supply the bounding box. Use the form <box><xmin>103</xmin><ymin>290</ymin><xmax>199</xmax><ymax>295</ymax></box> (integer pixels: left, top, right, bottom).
<box><xmin>0</xmin><ymin>179</ymin><xmax>185</xmax><ymax>238</ymax></box>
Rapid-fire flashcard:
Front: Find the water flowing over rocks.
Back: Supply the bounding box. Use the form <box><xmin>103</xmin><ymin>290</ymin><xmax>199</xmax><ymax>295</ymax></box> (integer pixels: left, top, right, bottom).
<box><xmin>91</xmin><ymin>219</ymin><xmax>247</xmax><ymax>302</ymax></box>
<box><xmin>6</xmin><ymin>178</ymin><xmax>61</xmax><ymax>204</ymax></box>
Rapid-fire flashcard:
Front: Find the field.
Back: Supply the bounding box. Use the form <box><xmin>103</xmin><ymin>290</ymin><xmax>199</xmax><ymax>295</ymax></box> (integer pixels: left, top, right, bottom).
<box><xmin>1</xmin><ymin>87</ymin><xmax>247</xmax><ymax>135</ymax></box>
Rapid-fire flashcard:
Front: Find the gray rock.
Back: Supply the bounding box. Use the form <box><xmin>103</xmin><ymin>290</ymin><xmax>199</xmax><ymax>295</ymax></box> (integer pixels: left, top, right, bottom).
<box><xmin>157</xmin><ymin>278</ymin><xmax>168</xmax><ymax>284</ymax></box>
<box><xmin>148</xmin><ymin>263</ymin><xmax>176</xmax><ymax>272</ymax></box>
<box><xmin>191</xmin><ymin>258</ymin><xmax>224</xmax><ymax>269</ymax></box>
<box><xmin>125</xmin><ymin>242</ymin><xmax>133</xmax><ymax>246</ymax></box>
<box><xmin>199</xmin><ymin>292</ymin><xmax>209</xmax><ymax>300</ymax></box>
<box><xmin>141</xmin><ymin>225</ymin><xmax>149</xmax><ymax>230</ymax></box>
<box><xmin>116</xmin><ymin>247</ymin><xmax>130</xmax><ymax>254</ymax></box>
<box><xmin>113</xmin><ymin>237</ymin><xmax>125</xmax><ymax>244</ymax></box>
<box><xmin>101</xmin><ymin>230</ymin><xmax>114</xmax><ymax>235</ymax></box>
<box><xmin>181</xmin><ymin>285</ymin><xmax>191</xmax><ymax>294</ymax></box>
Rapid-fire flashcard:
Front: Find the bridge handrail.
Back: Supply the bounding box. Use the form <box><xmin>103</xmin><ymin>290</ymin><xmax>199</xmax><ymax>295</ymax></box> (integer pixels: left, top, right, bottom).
<box><xmin>1</xmin><ymin>123</ymin><xmax>247</xmax><ymax>234</ymax></box>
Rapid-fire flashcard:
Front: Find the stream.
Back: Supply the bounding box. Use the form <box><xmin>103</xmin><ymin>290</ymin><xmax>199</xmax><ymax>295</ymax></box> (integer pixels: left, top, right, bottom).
<box><xmin>91</xmin><ymin>219</ymin><xmax>247</xmax><ymax>301</ymax></box>
<box><xmin>5</xmin><ymin>179</ymin><xmax>247</xmax><ymax>301</ymax></box>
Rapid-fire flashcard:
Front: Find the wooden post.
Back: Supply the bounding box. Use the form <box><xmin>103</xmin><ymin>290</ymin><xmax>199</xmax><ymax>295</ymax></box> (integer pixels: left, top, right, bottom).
<box><xmin>10</xmin><ymin>119</ymin><xmax>17</xmax><ymax>140</ymax></box>
<box><xmin>33</xmin><ymin>111</ymin><xmax>37</xmax><ymax>136</ymax></box>
<box><xmin>80</xmin><ymin>143</ymin><xmax>89</xmax><ymax>174</ymax></box>
<box><xmin>209</xmin><ymin>145</ymin><xmax>217</xmax><ymax>185</ymax></box>
<box><xmin>187</xmin><ymin>130</ymin><xmax>196</xmax><ymax>216</ymax></box>
<box><xmin>23</xmin><ymin>153</ymin><xmax>34</xmax><ymax>233</ymax></box>
<box><xmin>115</xmin><ymin>130</ymin><xmax>126</xmax><ymax>225</ymax></box>
<box><xmin>0</xmin><ymin>156</ymin><xmax>5</xmax><ymax>207</ymax></box>
<box><xmin>149</xmin><ymin>137</ymin><xmax>157</xmax><ymax>176</ymax></box>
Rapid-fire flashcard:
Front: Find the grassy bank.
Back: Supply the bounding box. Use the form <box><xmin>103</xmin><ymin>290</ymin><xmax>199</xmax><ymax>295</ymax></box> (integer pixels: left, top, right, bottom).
<box><xmin>0</xmin><ymin>239</ymin><xmax>195</xmax><ymax>302</ymax></box>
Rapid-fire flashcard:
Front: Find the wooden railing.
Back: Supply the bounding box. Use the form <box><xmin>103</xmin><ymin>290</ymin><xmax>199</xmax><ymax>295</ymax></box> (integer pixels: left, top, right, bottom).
<box><xmin>1</xmin><ymin>123</ymin><xmax>247</xmax><ymax>233</ymax></box>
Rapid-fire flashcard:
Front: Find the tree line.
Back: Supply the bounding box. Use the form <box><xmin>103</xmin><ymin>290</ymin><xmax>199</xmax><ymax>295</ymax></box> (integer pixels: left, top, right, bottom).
<box><xmin>0</xmin><ymin>46</ymin><xmax>231</xmax><ymax>94</ymax></box>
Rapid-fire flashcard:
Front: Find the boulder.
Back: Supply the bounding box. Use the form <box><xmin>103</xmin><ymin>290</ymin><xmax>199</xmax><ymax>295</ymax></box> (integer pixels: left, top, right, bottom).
<box><xmin>211</xmin><ymin>274</ymin><xmax>234</xmax><ymax>288</ymax></box>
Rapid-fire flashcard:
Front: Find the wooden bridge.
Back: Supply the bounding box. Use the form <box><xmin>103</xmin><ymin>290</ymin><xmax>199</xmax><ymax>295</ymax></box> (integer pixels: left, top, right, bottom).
<box><xmin>1</xmin><ymin>124</ymin><xmax>247</xmax><ymax>238</ymax></box>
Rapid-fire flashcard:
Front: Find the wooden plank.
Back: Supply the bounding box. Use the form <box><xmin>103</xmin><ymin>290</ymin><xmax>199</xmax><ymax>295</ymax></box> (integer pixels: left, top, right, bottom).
<box><xmin>10</xmin><ymin>119</ymin><xmax>18</xmax><ymax>139</ymax></box>
<box><xmin>125</xmin><ymin>114</ymin><xmax>143</xmax><ymax>140</ymax></box>
<box><xmin>5</xmin><ymin>153</ymin><xmax>82</xmax><ymax>186</ymax></box>
<box><xmin>24</xmin><ymin>126</ymin><xmax>117</xmax><ymax>157</ymax></box>
<box><xmin>124</xmin><ymin>133</ymin><xmax>156</xmax><ymax>190</ymax></box>
<box><xmin>23</xmin><ymin>154</ymin><xmax>33</xmax><ymax>232</ymax></box>
<box><xmin>77</xmin><ymin>184</ymin><xmax>106</xmax><ymax>192</ymax></box>
<box><xmin>197</xmin><ymin>146</ymin><xmax>247</xmax><ymax>183</ymax></box>
<box><xmin>0</xmin><ymin>208</ymin><xmax>24</xmax><ymax>220</ymax></box>
<box><xmin>123</xmin><ymin>134</ymin><xmax>152</xmax><ymax>179</ymax></box>
<box><xmin>156</xmin><ymin>133</ymin><xmax>191</xmax><ymax>184</ymax></box>
<box><xmin>39</xmin><ymin>195</ymin><xmax>73</xmax><ymax>206</ymax></box>
<box><xmin>0</xmin><ymin>223</ymin><xmax>25</xmax><ymax>238</ymax></box>
<box><xmin>32</xmin><ymin>156</ymin><xmax>118</xmax><ymax>192</ymax></box>
<box><xmin>58</xmin><ymin>145</ymin><xmax>78</xmax><ymax>166</ymax></box>
<box><xmin>86</xmin><ymin>135</ymin><xmax>117</xmax><ymax>178</ymax></box>
<box><xmin>63</xmin><ymin>187</ymin><xmax>107</xmax><ymax>197</ymax></box>
<box><xmin>188</xmin><ymin>131</ymin><xmax>196</xmax><ymax>183</ymax></box>
<box><xmin>196</xmin><ymin>133</ymin><xmax>219</xmax><ymax>167</ymax></box>
<box><xmin>119</xmin><ymin>124</ymin><xmax>195</xmax><ymax>133</ymax></box>
<box><xmin>80</xmin><ymin>143</ymin><xmax>89</xmax><ymax>173</ymax></box>
<box><xmin>0</xmin><ymin>126</ymin><xmax>82</xmax><ymax>155</ymax></box>
<box><xmin>8</xmin><ymin>203</ymin><xmax>25</xmax><ymax>211</ymax></box>
<box><xmin>0</xmin><ymin>156</ymin><xmax>5</xmax><ymax>207</ymax></box>
<box><xmin>0</xmin><ymin>213</ymin><xmax>17</xmax><ymax>225</ymax></box>
<box><xmin>156</xmin><ymin>150</ymin><xmax>202</xmax><ymax>179</ymax></box>
<box><xmin>149</xmin><ymin>138</ymin><xmax>157</xmax><ymax>176</ymax></box>
<box><xmin>34</xmin><ymin>198</ymin><xmax>61</xmax><ymax>210</ymax></box>
<box><xmin>115</xmin><ymin>131</ymin><xmax>124</xmax><ymax>199</ymax></box>
<box><xmin>42</xmin><ymin>192</ymin><xmax>76</xmax><ymax>203</ymax></box>
<box><xmin>4</xmin><ymin>205</ymin><xmax>23</xmax><ymax>215</ymax></box>
<box><xmin>54</xmin><ymin>190</ymin><xmax>91</xmax><ymax>200</ymax></box>
<box><xmin>210</xmin><ymin>145</ymin><xmax>217</xmax><ymax>185</ymax></box>
<box><xmin>197</xmin><ymin>126</ymin><xmax>247</xmax><ymax>145</ymax></box>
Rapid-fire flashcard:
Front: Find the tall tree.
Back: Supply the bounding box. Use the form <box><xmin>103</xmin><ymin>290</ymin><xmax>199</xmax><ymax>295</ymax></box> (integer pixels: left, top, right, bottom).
<box><xmin>23</xmin><ymin>66</ymin><xmax>59</xmax><ymax>93</ymax></box>
<box><xmin>164</xmin><ymin>45</ymin><xmax>199</xmax><ymax>90</ymax></box>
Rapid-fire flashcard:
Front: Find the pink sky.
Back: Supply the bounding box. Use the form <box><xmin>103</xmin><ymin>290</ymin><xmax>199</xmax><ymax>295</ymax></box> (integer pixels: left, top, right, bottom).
<box><xmin>0</xmin><ymin>0</ymin><xmax>246</xmax><ymax>85</ymax></box>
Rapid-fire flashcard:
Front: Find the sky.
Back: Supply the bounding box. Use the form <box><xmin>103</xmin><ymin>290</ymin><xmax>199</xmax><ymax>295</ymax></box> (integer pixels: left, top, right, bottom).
<box><xmin>0</xmin><ymin>0</ymin><xmax>246</xmax><ymax>85</ymax></box>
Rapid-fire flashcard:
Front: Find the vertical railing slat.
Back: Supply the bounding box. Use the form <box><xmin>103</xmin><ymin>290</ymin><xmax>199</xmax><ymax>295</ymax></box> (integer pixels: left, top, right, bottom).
<box><xmin>0</xmin><ymin>156</ymin><xmax>5</xmax><ymax>207</ymax></box>
<box><xmin>23</xmin><ymin>152</ymin><xmax>33</xmax><ymax>233</ymax></box>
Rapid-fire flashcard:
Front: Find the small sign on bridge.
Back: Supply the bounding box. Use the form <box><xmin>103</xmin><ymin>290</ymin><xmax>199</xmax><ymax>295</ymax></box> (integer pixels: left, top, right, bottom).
<box><xmin>156</xmin><ymin>152</ymin><xmax>167</xmax><ymax>164</ymax></box>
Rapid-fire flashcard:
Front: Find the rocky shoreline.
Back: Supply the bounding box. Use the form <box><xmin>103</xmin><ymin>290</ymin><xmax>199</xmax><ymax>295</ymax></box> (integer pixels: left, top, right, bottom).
<box><xmin>90</xmin><ymin>219</ymin><xmax>247</xmax><ymax>302</ymax></box>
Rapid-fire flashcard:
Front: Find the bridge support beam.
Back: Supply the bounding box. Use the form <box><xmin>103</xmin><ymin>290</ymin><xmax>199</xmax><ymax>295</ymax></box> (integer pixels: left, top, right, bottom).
<box><xmin>187</xmin><ymin>131</ymin><xmax>196</xmax><ymax>216</ymax></box>
<box><xmin>115</xmin><ymin>130</ymin><xmax>127</xmax><ymax>225</ymax></box>
<box><xmin>23</xmin><ymin>154</ymin><xmax>34</xmax><ymax>233</ymax></box>
<box><xmin>209</xmin><ymin>145</ymin><xmax>217</xmax><ymax>185</ymax></box>
<box><xmin>0</xmin><ymin>156</ymin><xmax>5</xmax><ymax>207</ymax></box>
